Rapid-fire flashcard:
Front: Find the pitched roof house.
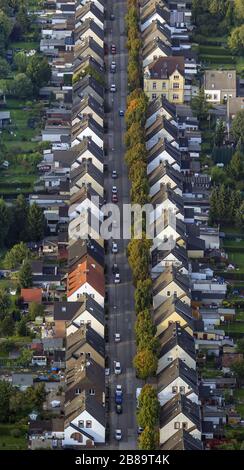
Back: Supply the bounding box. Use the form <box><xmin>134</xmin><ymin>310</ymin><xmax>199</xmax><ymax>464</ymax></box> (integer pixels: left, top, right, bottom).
<box><xmin>159</xmin><ymin>393</ymin><xmax>201</xmax><ymax>445</ymax></box>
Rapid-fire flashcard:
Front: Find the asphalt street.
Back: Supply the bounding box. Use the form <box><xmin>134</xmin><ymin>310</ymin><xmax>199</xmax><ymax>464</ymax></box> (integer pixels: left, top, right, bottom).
<box><xmin>103</xmin><ymin>0</ymin><xmax>143</xmax><ymax>450</ymax></box>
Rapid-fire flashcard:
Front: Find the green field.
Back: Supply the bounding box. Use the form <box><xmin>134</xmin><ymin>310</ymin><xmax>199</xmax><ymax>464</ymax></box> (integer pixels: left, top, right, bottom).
<box><xmin>0</xmin><ymin>424</ymin><xmax>27</xmax><ymax>450</ymax></box>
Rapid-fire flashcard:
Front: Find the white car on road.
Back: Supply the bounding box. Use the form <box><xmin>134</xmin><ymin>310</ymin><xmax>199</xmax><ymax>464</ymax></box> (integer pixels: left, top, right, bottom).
<box><xmin>112</xmin><ymin>242</ymin><xmax>118</xmax><ymax>253</ymax></box>
<box><xmin>114</xmin><ymin>361</ymin><xmax>121</xmax><ymax>375</ymax></box>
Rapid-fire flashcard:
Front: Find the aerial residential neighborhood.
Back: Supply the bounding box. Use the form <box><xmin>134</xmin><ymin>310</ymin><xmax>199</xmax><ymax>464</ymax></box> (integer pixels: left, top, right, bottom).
<box><xmin>0</xmin><ymin>0</ymin><xmax>244</xmax><ymax>456</ymax></box>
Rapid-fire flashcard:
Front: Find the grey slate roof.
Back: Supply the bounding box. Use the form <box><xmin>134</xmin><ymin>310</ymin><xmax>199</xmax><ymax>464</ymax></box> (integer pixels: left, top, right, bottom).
<box><xmin>160</xmin><ymin>393</ymin><xmax>201</xmax><ymax>430</ymax></box>
<box><xmin>158</xmin><ymin>322</ymin><xmax>196</xmax><ymax>360</ymax></box>
<box><xmin>157</xmin><ymin>358</ymin><xmax>198</xmax><ymax>394</ymax></box>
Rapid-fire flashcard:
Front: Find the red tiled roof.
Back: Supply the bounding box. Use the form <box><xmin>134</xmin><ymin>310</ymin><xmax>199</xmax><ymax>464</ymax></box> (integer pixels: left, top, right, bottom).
<box><xmin>21</xmin><ymin>288</ymin><xmax>42</xmax><ymax>304</ymax></box>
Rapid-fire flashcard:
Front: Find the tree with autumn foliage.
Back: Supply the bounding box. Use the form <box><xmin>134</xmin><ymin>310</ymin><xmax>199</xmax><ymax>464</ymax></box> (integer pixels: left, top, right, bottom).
<box><xmin>138</xmin><ymin>426</ymin><xmax>159</xmax><ymax>450</ymax></box>
<box><xmin>133</xmin><ymin>348</ymin><xmax>158</xmax><ymax>379</ymax></box>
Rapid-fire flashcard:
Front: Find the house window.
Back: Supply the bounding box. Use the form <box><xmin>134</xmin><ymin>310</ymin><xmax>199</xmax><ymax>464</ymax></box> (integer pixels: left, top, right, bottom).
<box><xmin>89</xmin><ymin>388</ymin><xmax>95</xmax><ymax>395</ymax></box>
<box><xmin>172</xmin><ymin>386</ymin><xmax>178</xmax><ymax>393</ymax></box>
<box><xmin>180</xmin><ymin>386</ymin><xmax>185</xmax><ymax>394</ymax></box>
<box><xmin>153</xmin><ymin>82</ymin><xmax>157</xmax><ymax>89</ymax></box>
<box><xmin>86</xmin><ymin>420</ymin><xmax>92</xmax><ymax>428</ymax></box>
<box><xmin>87</xmin><ymin>320</ymin><xmax>91</xmax><ymax>326</ymax></box>
<box><xmin>78</xmin><ymin>420</ymin><xmax>84</xmax><ymax>428</ymax></box>
<box><xmin>167</xmin><ymin>357</ymin><xmax>173</xmax><ymax>362</ymax></box>
<box><xmin>80</xmin><ymin>320</ymin><xmax>84</xmax><ymax>325</ymax></box>
<box><xmin>75</xmin><ymin>388</ymin><xmax>81</xmax><ymax>395</ymax></box>
<box><xmin>174</xmin><ymin>75</ymin><xmax>179</xmax><ymax>79</ymax></box>
<box><xmin>173</xmin><ymin>94</ymin><xmax>179</xmax><ymax>100</ymax></box>
<box><xmin>174</xmin><ymin>422</ymin><xmax>180</xmax><ymax>429</ymax></box>
<box><xmin>167</xmin><ymin>291</ymin><xmax>171</xmax><ymax>296</ymax></box>
<box><xmin>182</xmin><ymin>422</ymin><xmax>188</xmax><ymax>430</ymax></box>
<box><xmin>162</xmin><ymin>82</ymin><xmax>166</xmax><ymax>89</ymax></box>
<box><xmin>228</xmin><ymin>73</ymin><xmax>232</xmax><ymax>78</ymax></box>
<box><xmin>152</xmin><ymin>93</ymin><xmax>156</xmax><ymax>99</ymax></box>
<box><xmin>173</xmin><ymin>83</ymin><xmax>180</xmax><ymax>89</ymax></box>
<box><xmin>162</xmin><ymin>94</ymin><xmax>167</xmax><ymax>99</ymax></box>
<box><xmin>174</xmin><ymin>291</ymin><xmax>177</xmax><ymax>297</ymax></box>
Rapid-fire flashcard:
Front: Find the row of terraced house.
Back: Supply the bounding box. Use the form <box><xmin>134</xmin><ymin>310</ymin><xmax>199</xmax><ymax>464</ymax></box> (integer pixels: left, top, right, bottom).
<box><xmin>29</xmin><ymin>0</ymin><xmax>109</xmax><ymax>448</ymax></box>
<box><xmin>139</xmin><ymin>0</ymin><xmax>235</xmax><ymax>450</ymax></box>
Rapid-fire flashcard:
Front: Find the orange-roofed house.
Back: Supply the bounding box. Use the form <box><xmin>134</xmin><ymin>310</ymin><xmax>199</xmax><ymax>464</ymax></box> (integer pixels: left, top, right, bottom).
<box><xmin>67</xmin><ymin>255</ymin><xmax>105</xmax><ymax>306</ymax></box>
<box><xmin>21</xmin><ymin>288</ymin><xmax>42</xmax><ymax>305</ymax></box>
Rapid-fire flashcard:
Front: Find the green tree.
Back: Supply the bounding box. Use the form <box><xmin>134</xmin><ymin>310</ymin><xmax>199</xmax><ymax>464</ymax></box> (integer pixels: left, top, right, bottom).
<box><xmin>137</xmin><ymin>385</ymin><xmax>160</xmax><ymax>428</ymax></box>
<box><xmin>28</xmin><ymin>302</ymin><xmax>44</xmax><ymax>321</ymax></box>
<box><xmin>133</xmin><ymin>348</ymin><xmax>158</xmax><ymax>379</ymax></box>
<box><xmin>0</xmin><ymin>198</ymin><xmax>10</xmax><ymax>247</ymax></box>
<box><xmin>234</xmin><ymin>0</ymin><xmax>244</xmax><ymax>20</ymax></box>
<box><xmin>134</xmin><ymin>278</ymin><xmax>152</xmax><ymax>313</ymax></box>
<box><xmin>14</xmin><ymin>51</ymin><xmax>28</xmax><ymax>73</ymax></box>
<box><xmin>235</xmin><ymin>201</ymin><xmax>244</xmax><ymax>229</ymax></box>
<box><xmin>125</xmin><ymin>122</ymin><xmax>145</xmax><ymax>148</ymax></box>
<box><xmin>228</xmin><ymin>151</ymin><xmax>244</xmax><ymax>179</ymax></box>
<box><xmin>135</xmin><ymin>309</ymin><xmax>157</xmax><ymax>352</ymax></box>
<box><xmin>138</xmin><ymin>426</ymin><xmax>158</xmax><ymax>450</ymax></box>
<box><xmin>231</xmin><ymin>360</ymin><xmax>244</xmax><ymax>380</ymax></box>
<box><xmin>27</xmin><ymin>202</ymin><xmax>45</xmax><ymax>241</ymax></box>
<box><xmin>18</xmin><ymin>259</ymin><xmax>32</xmax><ymax>288</ymax></box>
<box><xmin>0</xmin><ymin>57</ymin><xmax>10</xmax><ymax>78</ymax></box>
<box><xmin>0</xmin><ymin>381</ymin><xmax>13</xmax><ymax>423</ymax></box>
<box><xmin>228</xmin><ymin>25</ymin><xmax>244</xmax><ymax>54</ymax></box>
<box><xmin>0</xmin><ymin>314</ymin><xmax>15</xmax><ymax>336</ymax></box>
<box><xmin>127</xmin><ymin>236</ymin><xmax>151</xmax><ymax>284</ymax></box>
<box><xmin>8</xmin><ymin>73</ymin><xmax>33</xmax><ymax>99</ymax></box>
<box><xmin>0</xmin><ymin>288</ymin><xmax>11</xmax><ymax>320</ymax></box>
<box><xmin>0</xmin><ymin>10</ymin><xmax>13</xmax><ymax>45</ymax></box>
<box><xmin>232</xmin><ymin>110</ymin><xmax>244</xmax><ymax>142</ymax></box>
<box><xmin>214</xmin><ymin>119</ymin><xmax>225</xmax><ymax>147</ymax></box>
<box><xmin>16</xmin><ymin>318</ymin><xmax>29</xmax><ymax>337</ymax></box>
<box><xmin>17</xmin><ymin>347</ymin><xmax>32</xmax><ymax>365</ymax></box>
<box><xmin>8</xmin><ymin>194</ymin><xmax>29</xmax><ymax>245</ymax></box>
<box><xmin>191</xmin><ymin>88</ymin><xmax>211</xmax><ymax>123</ymax></box>
<box><xmin>4</xmin><ymin>242</ymin><xmax>30</xmax><ymax>269</ymax></box>
<box><xmin>27</xmin><ymin>55</ymin><xmax>51</xmax><ymax>93</ymax></box>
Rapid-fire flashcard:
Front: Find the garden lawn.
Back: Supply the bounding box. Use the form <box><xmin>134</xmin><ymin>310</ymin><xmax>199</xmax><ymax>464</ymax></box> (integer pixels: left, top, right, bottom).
<box><xmin>0</xmin><ymin>424</ymin><xmax>27</xmax><ymax>450</ymax></box>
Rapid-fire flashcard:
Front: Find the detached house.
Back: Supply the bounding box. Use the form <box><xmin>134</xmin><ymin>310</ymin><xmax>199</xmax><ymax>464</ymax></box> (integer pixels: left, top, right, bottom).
<box><xmin>157</xmin><ymin>358</ymin><xmax>198</xmax><ymax>406</ymax></box>
<box><xmin>159</xmin><ymin>394</ymin><xmax>201</xmax><ymax>445</ymax></box>
<box><xmin>157</xmin><ymin>323</ymin><xmax>196</xmax><ymax>373</ymax></box>
<box><xmin>63</xmin><ymin>391</ymin><xmax>105</xmax><ymax>446</ymax></box>
<box><xmin>153</xmin><ymin>267</ymin><xmax>190</xmax><ymax>308</ymax></box>
<box><xmin>144</xmin><ymin>56</ymin><xmax>185</xmax><ymax>104</ymax></box>
<box><xmin>204</xmin><ymin>69</ymin><xmax>236</xmax><ymax>104</ymax></box>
